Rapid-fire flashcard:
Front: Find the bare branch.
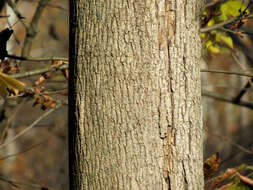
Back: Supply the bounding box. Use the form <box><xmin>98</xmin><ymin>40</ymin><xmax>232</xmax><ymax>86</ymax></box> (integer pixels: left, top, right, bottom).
<box><xmin>0</xmin><ymin>174</ymin><xmax>57</xmax><ymax>189</ymax></box>
<box><xmin>200</xmin><ymin>13</ymin><xmax>253</xmax><ymax>33</ymax></box>
<box><xmin>0</xmin><ymin>103</ymin><xmax>61</xmax><ymax>149</ymax></box>
<box><xmin>22</xmin><ymin>0</ymin><xmax>51</xmax><ymax>56</ymax></box>
<box><xmin>0</xmin><ymin>175</ymin><xmax>19</xmax><ymax>188</ymax></box>
<box><xmin>12</xmin><ymin>64</ymin><xmax>68</xmax><ymax>78</ymax></box>
<box><xmin>0</xmin><ymin>141</ymin><xmax>45</xmax><ymax>161</ymax></box>
<box><xmin>22</xmin><ymin>0</ymin><xmax>68</xmax><ymax>11</ymax></box>
<box><xmin>204</xmin><ymin>0</ymin><xmax>225</xmax><ymax>9</ymax></box>
<box><xmin>201</xmin><ymin>69</ymin><xmax>253</xmax><ymax>103</ymax></box>
<box><xmin>202</xmin><ymin>89</ymin><xmax>253</xmax><ymax>110</ymax></box>
<box><xmin>211</xmin><ymin>133</ymin><xmax>253</xmax><ymax>155</ymax></box>
<box><xmin>233</xmin><ymin>81</ymin><xmax>251</xmax><ymax>102</ymax></box>
<box><xmin>6</xmin><ymin>0</ymin><xmax>29</xmax><ymax>30</ymax></box>
<box><xmin>7</xmin><ymin>54</ymin><xmax>68</xmax><ymax>62</ymax></box>
<box><xmin>201</xmin><ymin>69</ymin><xmax>253</xmax><ymax>78</ymax></box>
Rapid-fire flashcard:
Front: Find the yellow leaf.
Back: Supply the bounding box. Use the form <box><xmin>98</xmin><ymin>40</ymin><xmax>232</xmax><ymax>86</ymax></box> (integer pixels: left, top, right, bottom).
<box><xmin>220</xmin><ymin>34</ymin><xmax>233</xmax><ymax>48</ymax></box>
<box><xmin>0</xmin><ymin>72</ymin><xmax>25</xmax><ymax>98</ymax></box>
<box><xmin>217</xmin><ymin>0</ymin><xmax>250</xmax><ymax>22</ymax></box>
<box><xmin>215</xmin><ymin>32</ymin><xmax>233</xmax><ymax>48</ymax></box>
<box><xmin>207</xmin><ymin>18</ymin><xmax>215</xmax><ymax>27</ymax></box>
<box><xmin>206</xmin><ymin>40</ymin><xmax>221</xmax><ymax>54</ymax></box>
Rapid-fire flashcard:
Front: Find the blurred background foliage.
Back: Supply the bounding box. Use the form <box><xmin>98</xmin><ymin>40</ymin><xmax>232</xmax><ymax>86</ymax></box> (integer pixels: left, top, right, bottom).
<box><xmin>0</xmin><ymin>0</ymin><xmax>68</xmax><ymax>189</ymax></box>
<box><xmin>202</xmin><ymin>0</ymin><xmax>253</xmax><ymax>189</ymax></box>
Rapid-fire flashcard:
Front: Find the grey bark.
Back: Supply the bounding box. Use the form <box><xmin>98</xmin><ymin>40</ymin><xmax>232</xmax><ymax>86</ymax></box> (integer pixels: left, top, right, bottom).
<box><xmin>69</xmin><ymin>0</ymin><xmax>204</xmax><ymax>189</ymax></box>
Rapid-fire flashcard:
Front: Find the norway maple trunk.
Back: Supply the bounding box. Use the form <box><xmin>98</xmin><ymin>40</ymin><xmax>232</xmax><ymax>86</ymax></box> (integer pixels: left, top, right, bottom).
<box><xmin>69</xmin><ymin>0</ymin><xmax>204</xmax><ymax>189</ymax></box>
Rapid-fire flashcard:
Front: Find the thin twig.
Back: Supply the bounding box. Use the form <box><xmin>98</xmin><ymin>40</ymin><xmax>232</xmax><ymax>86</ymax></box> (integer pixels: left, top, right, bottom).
<box><xmin>7</xmin><ymin>54</ymin><xmax>68</xmax><ymax>62</ymax></box>
<box><xmin>21</xmin><ymin>0</ymin><xmax>68</xmax><ymax>11</ymax></box>
<box><xmin>202</xmin><ymin>89</ymin><xmax>253</xmax><ymax>110</ymax></box>
<box><xmin>204</xmin><ymin>0</ymin><xmax>225</xmax><ymax>9</ymax></box>
<box><xmin>0</xmin><ymin>175</ymin><xmax>19</xmax><ymax>188</ymax></box>
<box><xmin>0</xmin><ymin>15</ymin><xmax>10</xmax><ymax>18</ymax></box>
<box><xmin>0</xmin><ymin>103</ymin><xmax>61</xmax><ymax>149</ymax></box>
<box><xmin>45</xmin><ymin>88</ymin><xmax>68</xmax><ymax>95</ymax></box>
<box><xmin>0</xmin><ymin>174</ymin><xmax>56</xmax><ymax>189</ymax></box>
<box><xmin>212</xmin><ymin>133</ymin><xmax>253</xmax><ymax>155</ymax></box>
<box><xmin>0</xmin><ymin>141</ymin><xmax>45</xmax><ymax>161</ymax></box>
<box><xmin>200</xmin><ymin>13</ymin><xmax>253</xmax><ymax>33</ymax></box>
<box><xmin>22</xmin><ymin>0</ymin><xmax>51</xmax><ymax>56</ymax></box>
<box><xmin>201</xmin><ymin>69</ymin><xmax>253</xmax><ymax>78</ymax></box>
<box><xmin>221</xmin><ymin>27</ymin><xmax>253</xmax><ymax>35</ymax></box>
<box><xmin>11</xmin><ymin>64</ymin><xmax>68</xmax><ymax>78</ymax></box>
<box><xmin>6</xmin><ymin>0</ymin><xmax>29</xmax><ymax>30</ymax></box>
<box><xmin>233</xmin><ymin>81</ymin><xmax>251</xmax><ymax>102</ymax></box>
<box><xmin>0</xmin><ymin>99</ymin><xmax>26</xmax><ymax>144</ymax></box>
<box><xmin>221</xmin><ymin>27</ymin><xmax>239</xmax><ymax>34</ymax></box>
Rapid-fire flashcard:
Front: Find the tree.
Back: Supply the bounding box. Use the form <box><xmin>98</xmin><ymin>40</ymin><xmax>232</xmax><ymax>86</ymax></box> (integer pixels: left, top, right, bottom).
<box><xmin>69</xmin><ymin>0</ymin><xmax>204</xmax><ymax>189</ymax></box>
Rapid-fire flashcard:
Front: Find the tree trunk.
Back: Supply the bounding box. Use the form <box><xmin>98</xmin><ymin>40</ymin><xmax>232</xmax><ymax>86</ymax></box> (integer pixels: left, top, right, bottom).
<box><xmin>69</xmin><ymin>0</ymin><xmax>204</xmax><ymax>189</ymax></box>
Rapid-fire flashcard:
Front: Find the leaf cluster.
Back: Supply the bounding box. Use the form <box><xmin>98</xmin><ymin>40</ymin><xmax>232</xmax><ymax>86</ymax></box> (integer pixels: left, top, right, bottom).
<box><xmin>202</xmin><ymin>0</ymin><xmax>250</xmax><ymax>54</ymax></box>
<box><xmin>204</xmin><ymin>153</ymin><xmax>253</xmax><ymax>190</ymax></box>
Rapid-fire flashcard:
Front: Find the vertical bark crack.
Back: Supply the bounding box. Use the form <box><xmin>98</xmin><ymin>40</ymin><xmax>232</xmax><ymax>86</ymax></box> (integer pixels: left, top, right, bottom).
<box><xmin>183</xmin><ymin>161</ymin><xmax>189</xmax><ymax>188</ymax></box>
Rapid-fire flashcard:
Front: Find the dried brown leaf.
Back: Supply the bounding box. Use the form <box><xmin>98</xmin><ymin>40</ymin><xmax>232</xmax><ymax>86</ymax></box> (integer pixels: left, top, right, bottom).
<box><xmin>204</xmin><ymin>152</ymin><xmax>221</xmax><ymax>179</ymax></box>
<box><xmin>35</xmin><ymin>73</ymin><xmax>50</xmax><ymax>86</ymax></box>
<box><xmin>61</xmin><ymin>69</ymin><xmax>68</xmax><ymax>80</ymax></box>
<box><xmin>205</xmin><ymin>167</ymin><xmax>239</xmax><ymax>190</ymax></box>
